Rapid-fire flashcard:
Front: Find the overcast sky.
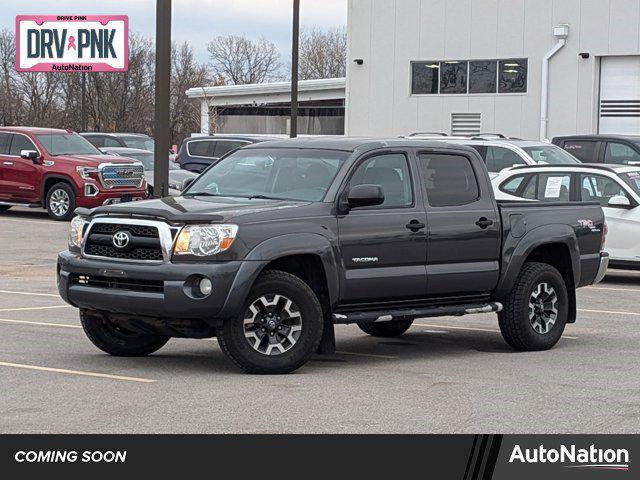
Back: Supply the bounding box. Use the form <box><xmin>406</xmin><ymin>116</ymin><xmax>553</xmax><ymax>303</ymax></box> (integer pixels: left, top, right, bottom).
<box><xmin>4</xmin><ymin>0</ymin><xmax>347</xmax><ymax>62</ymax></box>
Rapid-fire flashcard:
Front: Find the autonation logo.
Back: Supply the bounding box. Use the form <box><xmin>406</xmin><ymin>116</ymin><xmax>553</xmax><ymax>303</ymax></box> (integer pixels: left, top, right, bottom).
<box><xmin>509</xmin><ymin>444</ymin><xmax>630</xmax><ymax>471</ymax></box>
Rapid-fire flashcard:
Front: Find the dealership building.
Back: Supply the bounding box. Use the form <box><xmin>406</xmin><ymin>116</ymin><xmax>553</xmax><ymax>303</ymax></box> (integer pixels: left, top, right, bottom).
<box><xmin>345</xmin><ymin>0</ymin><xmax>640</xmax><ymax>139</ymax></box>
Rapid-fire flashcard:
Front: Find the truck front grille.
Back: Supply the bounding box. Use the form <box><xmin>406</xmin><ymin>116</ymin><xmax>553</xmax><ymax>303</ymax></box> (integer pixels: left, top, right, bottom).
<box><xmin>72</xmin><ymin>274</ymin><xmax>164</xmax><ymax>293</ymax></box>
<box><xmin>84</xmin><ymin>222</ymin><xmax>164</xmax><ymax>262</ymax></box>
<box><xmin>99</xmin><ymin>164</ymin><xmax>144</xmax><ymax>189</ymax></box>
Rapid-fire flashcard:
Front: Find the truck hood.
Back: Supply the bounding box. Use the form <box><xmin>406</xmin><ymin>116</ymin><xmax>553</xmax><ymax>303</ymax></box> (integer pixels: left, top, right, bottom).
<box><xmin>51</xmin><ymin>154</ymin><xmax>141</xmax><ymax>166</ymax></box>
<box><xmin>82</xmin><ymin>195</ymin><xmax>311</xmax><ymax>223</ymax></box>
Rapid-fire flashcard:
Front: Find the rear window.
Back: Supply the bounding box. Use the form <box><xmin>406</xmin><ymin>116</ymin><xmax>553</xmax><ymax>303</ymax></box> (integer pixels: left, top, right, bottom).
<box><xmin>187</xmin><ymin>140</ymin><xmax>214</xmax><ymax>158</ymax></box>
<box><xmin>562</xmin><ymin>140</ymin><xmax>597</xmax><ymax>162</ymax></box>
<box><xmin>418</xmin><ymin>153</ymin><xmax>479</xmax><ymax>207</ymax></box>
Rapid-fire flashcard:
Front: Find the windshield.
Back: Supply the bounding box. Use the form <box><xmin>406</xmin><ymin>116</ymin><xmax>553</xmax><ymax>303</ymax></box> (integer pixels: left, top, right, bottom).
<box><xmin>186</xmin><ymin>148</ymin><xmax>349</xmax><ymax>201</ymax></box>
<box><xmin>122</xmin><ymin>136</ymin><xmax>155</xmax><ymax>151</ymax></box>
<box><xmin>124</xmin><ymin>152</ymin><xmax>179</xmax><ymax>171</ymax></box>
<box><xmin>620</xmin><ymin>171</ymin><xmax>640</xmax><ymax>196</ymax></box>
<box><xmin>36</xmin><ymin>133</ymin><xmax>101</xmax><ymax>156</ymax></box>
<box><xmin>522</xmin><ymin>145</ymin><xmax>579</xmax><ymax>165</ymax></box>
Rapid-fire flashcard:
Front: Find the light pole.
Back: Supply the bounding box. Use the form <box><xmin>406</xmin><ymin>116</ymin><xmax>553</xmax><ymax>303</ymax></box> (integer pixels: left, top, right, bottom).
<box><xmin>153</xmin><ymin>0</ymin><xmax>171</xmax><ymax>198</ymax></box>
<box><xmin>290</xmin><ymin>0</ymin><xmax>300</xmax><ymax>138</ymax></box>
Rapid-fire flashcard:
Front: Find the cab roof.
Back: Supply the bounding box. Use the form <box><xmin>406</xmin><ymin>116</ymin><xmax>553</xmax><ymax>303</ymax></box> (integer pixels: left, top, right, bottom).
<box><xmin>0</xmin><ymin>126</ymin><xmax>70</xmax><ymax>135</ymax></box>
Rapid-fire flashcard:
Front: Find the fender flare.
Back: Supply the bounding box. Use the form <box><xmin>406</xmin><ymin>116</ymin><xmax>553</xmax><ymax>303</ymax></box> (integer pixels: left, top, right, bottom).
<box><xmin>494</xmin><ymin>223</ymin><xmax>580</xmax><ymax>298</ymax></box>
<box><xmin>218</xmin><ymin>233</ymin><xmax>340</xmax><ymax>319</ymax></box>
<box><xmin>41</xmin><ymin>173</ymin><xmax>80</xmax><ymax>198</ymax></box>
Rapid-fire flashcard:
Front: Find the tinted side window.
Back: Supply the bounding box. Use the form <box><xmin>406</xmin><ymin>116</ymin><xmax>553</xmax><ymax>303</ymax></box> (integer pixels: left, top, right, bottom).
<box><xmin>103</xmin><ymin>137</ymin><xmax>123</xmax><ymax>147</ymax></box>
<box><xmin>9</xmin><ymin>134</ymin><xmax>37</xmax><ymax>155</ymax></box>
<box><xmin>562</xmin><ymin>140</ymin><xmax>596</xmax><ymax>162</ymax></box>
<box><xmin>188</xmin><ymin>140</ymin><xmax>215</xmax><ymax>158</ymax></box>
<box><xmin>536</xmin><ymin>174</ymin><xmax>571</xmax><ymax>202</ymax></box>
<box><xmin>84</xmin><ymin>136</ymin><xmax>104</xmax><ymax>148</ymax></box>
<box><xmin>214</xmin><ymin>141</ymin><xmax>248</xmax><ymax>158</ymax></box>
<box><xmin>484</xmin><ymin>146</ymin><xmax>526</xmax><ymax>173</ymax></box>
<box><xmin>580</xmin><ymin>174</ymin><xmax>629</xmax><ymax>206</ymax></box>
<box><xmin>418</xmin><ymin>153</ymin><xmax>479</xmax><ymax>207</ymax></box>
<box><xmin>0</xmin><ymin>132</ymin><xmax>11</xmax><ymax>154</ymax></box>
<box><xmin>350</xmin><ymin>153</ymin><xmax>413</xmax><ymax>208</ymax></box>
<box><xmin>604</xmin><ymin>142</ymin><xmax>640</xmax><ymax>165</ymax></box>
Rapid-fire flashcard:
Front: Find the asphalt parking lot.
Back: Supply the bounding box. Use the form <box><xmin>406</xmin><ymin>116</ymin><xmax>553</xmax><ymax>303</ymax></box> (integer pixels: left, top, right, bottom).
<box><xmin>1</xmin><ymin>207</ymin><xmax>639</xmax><ymax>434</ymax></box>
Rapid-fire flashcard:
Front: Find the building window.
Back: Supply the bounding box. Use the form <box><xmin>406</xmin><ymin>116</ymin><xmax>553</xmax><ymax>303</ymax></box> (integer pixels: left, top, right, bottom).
<box><xmin>498</xmin><ymin>59</ymin><xmax>528</xmax><ymax>93</ymax></box>
<box><xmin>410</xmin><ymin>58</ymin><xmax>527</xmax><ymax>95</ymax></box>
<box><xmin>469</xmin><ymin>60</ymin><xmax>497</xmax><ymax>94</ymax></box>
<box><xmin>411</xmin><ymin>61</ymin><xmax>439</xmax><ymax>94</ymax></box>
<box><xmin>440</xmin><ymin>61</ymin><xmax>467</xmax><ymax>94</ymax></box>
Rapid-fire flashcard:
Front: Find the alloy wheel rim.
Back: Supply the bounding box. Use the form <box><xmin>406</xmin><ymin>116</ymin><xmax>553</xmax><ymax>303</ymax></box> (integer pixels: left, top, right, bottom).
<box><xmin>50</xmin><ymin>189</ymin><xmax>70</xmax><ymax>217</ymax></box>
<box><xmin>528</xmin><ymin>282</ymin><xmax>558</xmax><ymax>334</ymax></box>
<box><xmin>243</xmin><ymin>294</ymin><xmax>302</xmax><ymax>356</ymax></box>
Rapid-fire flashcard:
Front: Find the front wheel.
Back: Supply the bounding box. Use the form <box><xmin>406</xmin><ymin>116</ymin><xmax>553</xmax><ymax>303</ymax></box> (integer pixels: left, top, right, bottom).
<box><xmin>498</xmin><ymin>262</ymin><xmax>568</xmax><ymax>351</ymax></box>
<box><xmin>216</xmin><ymin>271</ymin><xmax>324</xmax><ymax>374</ymax></box>
<box><xmin>358</xmin><ymin>319</ymin><xmax>413</xmax><ymax>337</ymax></box>
<box><xmin>80</xmin><ymin>310</ymin><xmax>170</xmax><ymax>357</ymax></box>
<box><xmin>0</xmin><ymin>205</ymin><xmax>10</xmax><ymax>213</ymax></box>
<box><xmin>46</xmin><ymin>182</ymin><xmax>76</xmax><ymax>221</ymax></box>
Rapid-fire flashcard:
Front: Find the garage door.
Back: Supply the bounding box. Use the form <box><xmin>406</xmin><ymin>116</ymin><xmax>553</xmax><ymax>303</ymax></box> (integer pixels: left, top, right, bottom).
<box><xmin>599</xmin><ymin>56</ymin><xmax>640</xmax><ymax>134</ymax></box>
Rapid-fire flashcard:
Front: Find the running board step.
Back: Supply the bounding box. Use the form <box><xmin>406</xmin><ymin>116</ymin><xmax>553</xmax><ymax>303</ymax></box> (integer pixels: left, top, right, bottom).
<box><xmin>332</xmin><ymin>302</ymin><xmax>503</xmax><ymax>325</ymax></box>
<box><xmin>0</xmin><ymin>201</ymin><xmax>41</xmax><ymax>208</ymax></box>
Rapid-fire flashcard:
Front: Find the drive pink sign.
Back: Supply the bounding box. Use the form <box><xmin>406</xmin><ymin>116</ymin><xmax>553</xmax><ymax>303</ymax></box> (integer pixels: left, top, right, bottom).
<box><xmin>16</xmin><ymin>15</ymin><xmax>128</xmax><ymax>72</ymax></box>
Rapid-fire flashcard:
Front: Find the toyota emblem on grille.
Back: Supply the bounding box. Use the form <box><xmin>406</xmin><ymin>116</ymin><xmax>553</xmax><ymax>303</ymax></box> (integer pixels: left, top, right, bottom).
<box><xmin>112</xmin><ymin>230</ymin><xmax>131</xmax><ymax>249</ymax></box>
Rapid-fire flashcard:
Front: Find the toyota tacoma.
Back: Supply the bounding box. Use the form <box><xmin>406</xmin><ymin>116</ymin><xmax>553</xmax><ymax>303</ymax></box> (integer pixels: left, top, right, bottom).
<box><xmin>57</xmin><ymin>137</ymin><xmax>609</xmax><ymax>374</ymax></box>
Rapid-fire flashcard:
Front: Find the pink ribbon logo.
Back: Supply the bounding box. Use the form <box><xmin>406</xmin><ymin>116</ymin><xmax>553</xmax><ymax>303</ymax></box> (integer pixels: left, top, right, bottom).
<box><xmin>67</xmin><ymin>35</ymin><xmax>76</xmax><ymax>51</ymax></box>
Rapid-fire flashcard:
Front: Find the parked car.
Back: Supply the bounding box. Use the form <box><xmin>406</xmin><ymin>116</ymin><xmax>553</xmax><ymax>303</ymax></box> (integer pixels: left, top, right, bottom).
<box><xmin>493</xmin><ymin>163</ymin><xmax>640</xmax><ymax>269</ymax></box>
<box><xmin>99</xmin><ymin>147</ymin><xmax>197</xmax><ymax>197</ymax></box>
<box><xmin>81</xmin><ymin>132</ymin><xmax>155</xmax><ymax>151</ymax></box>
<box><xmin>175</xmin><ymin>134</ymin><xmax>280</xmax><ymax>173</ymax></box>
<box><xmin>0</xmin><ymin>127</ymin><xmax>147</xmax><ymax>220</ymax></box>
<box><xmin>58</xmin><ymin>137</ymin><xmax>607</xmax><ymax>374</ymax></box>
<box><xmin>553</xmin><ymin>134</ymin><xmax>640</xmax><ymax>165</ymax></box>
<box><xmin>410</xmin><ymin>136</ymin><xmax>580</xmax><ymax>177</ymax></box>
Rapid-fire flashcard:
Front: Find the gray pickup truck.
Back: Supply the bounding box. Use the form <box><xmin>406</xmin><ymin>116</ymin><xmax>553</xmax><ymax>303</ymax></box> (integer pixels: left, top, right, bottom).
<box><xmin>57</xmin><ymin>138</ymin><xmax>609</xmax><ymax>374</ymax></box>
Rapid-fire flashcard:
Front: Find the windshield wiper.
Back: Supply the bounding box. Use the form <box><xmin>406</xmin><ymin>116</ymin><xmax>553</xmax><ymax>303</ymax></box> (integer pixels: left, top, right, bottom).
<box><xmin>247</xmin><ymin>194</ymin><xmax>284</xmax><ymax>200</ymax></box>
<box><xmin>185</xmin><ymin>192</ymin><xmax>223</xmax><ymax>197</ymax></box>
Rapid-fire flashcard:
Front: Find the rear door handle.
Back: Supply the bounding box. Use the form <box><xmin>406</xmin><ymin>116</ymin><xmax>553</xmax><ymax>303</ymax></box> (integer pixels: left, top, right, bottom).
<box><xmin>475</xmin><ymin>217</ymin><xmax>494</xmax><ymax>229</ymax></box>
<box><xmin>406</xmin><ymin>220</ymin><xmax>426</xmax><ymax>232</ymax></box>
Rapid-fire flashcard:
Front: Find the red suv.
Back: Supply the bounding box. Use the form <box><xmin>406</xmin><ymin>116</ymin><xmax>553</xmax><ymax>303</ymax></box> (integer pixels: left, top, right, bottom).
<box><xmin>0</xmin><ymin>127</ymin><xmax>148</xmax><ymax>220</ymax></box>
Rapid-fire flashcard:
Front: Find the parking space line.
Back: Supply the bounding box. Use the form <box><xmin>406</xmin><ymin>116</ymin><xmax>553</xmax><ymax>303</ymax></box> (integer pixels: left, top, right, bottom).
<box><xmin>578</xmin><ymin>308</ymin><xmax>640</xmax><ymax>317</ymax></box>
<box><xmin>0</xmin><ymin>218</ymin><xmax>57</xmax><ymax>225</ymax></box>
<box><xmin>0</xmin><ymin>305</ymin><xmax>71</xmax><ymax>312</ymax></box>
<box><xmin>0</xmin><ymin>290</ymin><xmax>59</xmax><ymax>298</ymax></box>
<box><xmin>0</xmin><ymin>318</ymin><xmax>80</xmax><ymax>329</ymax></box>
<box><xmin>336</xmin><ymin>351</ymin><xmax>397</xmax><ymax>359</ymax></box>
<box><xmin>0</xmin><ymin>361</ymin><xmax>156</xmax><ymax>383</ymax></box>
<box><xmin>413</xmin><ymin>323</ymin><xmax>578</xmax><ymax>340</ymax></box>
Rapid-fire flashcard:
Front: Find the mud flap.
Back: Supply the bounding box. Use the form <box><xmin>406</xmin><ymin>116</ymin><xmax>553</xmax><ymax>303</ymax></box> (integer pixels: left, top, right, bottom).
<box><xmin>316</xmin><ymin>310</ymin><xmax>335</xmax><ymax>355</ymax></box>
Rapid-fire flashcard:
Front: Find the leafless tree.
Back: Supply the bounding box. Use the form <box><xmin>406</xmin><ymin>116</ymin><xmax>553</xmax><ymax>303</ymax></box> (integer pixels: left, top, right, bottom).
<box><xmin>207</xmin><ymin>35</ymin><xmax>282</xmax><ymax>85</ymax></box>
<box><xmin>299</xmin><ymin>27</ymin><xmax>347</xmax><ymax>80</ymax></box>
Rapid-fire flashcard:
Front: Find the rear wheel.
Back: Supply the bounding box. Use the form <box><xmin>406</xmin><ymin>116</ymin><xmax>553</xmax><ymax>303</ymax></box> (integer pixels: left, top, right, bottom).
<box><xmin>357</xmin><ymin>319</ymin><xmax>414</xmax><ymax>337</ymax></box>
<box><xmin>46</xmin><ymin>182</ymin><xmax>76</xmax><ymax>221</ymax></box>
<box><xmin>498</xmin><ymin>262</ymin><xmax>568</xmax><ymax>351</ymax></box>
<box><xmin>80</xmin><ymin>310</ymin><xmax>170</xmax><ymax>357</ymax></box>
<box><xmin>0</xmin><ymin>205</ymin><xmax>10</xmax><ymax>213</ymax></box>
<box><xmin>216</xmin><ymin>271</ymin><xmax>323</xmax><ymax>374</ymax></box>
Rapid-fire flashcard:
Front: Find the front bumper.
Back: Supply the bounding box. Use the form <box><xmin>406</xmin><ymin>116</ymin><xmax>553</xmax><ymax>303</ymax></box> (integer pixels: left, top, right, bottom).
<box><xmin>592</xmin><ymin>252</ymin><xmax>610</xmax><ymax>285</ymax></box>
<box><xmin>57</xmin><ymin>250</ymin><xmax>266</xmax><ymax>322</ymax></box>
<box><xmin>75</xmin><ymin>186</ymin><xmax>148</xmax><ymax>209</ymax></box>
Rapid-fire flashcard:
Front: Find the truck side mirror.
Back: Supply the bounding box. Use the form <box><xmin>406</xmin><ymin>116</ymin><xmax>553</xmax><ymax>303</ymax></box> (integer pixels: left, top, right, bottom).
<box><xmin>608</xmin><ymin>195</ymin><xmax>632</xmax><ymax>208</ymax></box>
<box><xmin>20</xmin><ymin>150</ymin><xmax>40</xmax><ymax>163</ymax></box>
<box><xmin>346</xmin><ymin>184</ymin><xmax>385</xmax><ymax>209</ymax></box>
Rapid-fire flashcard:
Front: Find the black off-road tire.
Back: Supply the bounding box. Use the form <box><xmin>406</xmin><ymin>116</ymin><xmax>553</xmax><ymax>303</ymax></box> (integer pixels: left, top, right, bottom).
<box><xmin>46</xmin><ymin>182</ymin><xmax>76</xmax><ymax>221</ymax></box>
<box><xmin>357</xmin><ymin>319</ymin><xmax>414</xmax><ymax>337</ymax></box>
<box><xmin>498</xmin><ymin>262</ymin><xmax>568</xmax><ymax>351</ymax></box>
<box><xmin>0</xmin><ymin>205</ymin><xmax>10</xmax><ymax>213</ymax></box>
<box><xmin>216</xmin><ymin>270</ymin><xmax>324</xmax><ymax>374</ymax></box>
<box><xmin>80</xmin><ymin>310</ymin><xmax>170</xmax><ymax>357</ymax></box>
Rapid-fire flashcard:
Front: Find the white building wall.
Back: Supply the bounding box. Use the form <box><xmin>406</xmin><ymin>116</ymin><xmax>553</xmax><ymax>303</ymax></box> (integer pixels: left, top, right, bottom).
<box><xmin>346</xmin><ymin>0</ymin><xmax>640</xmax><ymax>139</ymax></box>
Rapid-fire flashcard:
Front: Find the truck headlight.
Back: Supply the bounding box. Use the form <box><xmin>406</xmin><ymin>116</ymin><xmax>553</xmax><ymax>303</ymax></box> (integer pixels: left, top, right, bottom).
<box><xmin>173</xmin><ymin>224</ymin><xmax>239</xmax><ymax>256</ymax></box>
<box><xmin>69</xmin><ymin>216</ymin><xmax>88</xmax><ymax>249</ymax></box>
<box><xmin>76</xmin><ymin>166</ymin><xmax>99</xmax><ymax>180</ymax></box>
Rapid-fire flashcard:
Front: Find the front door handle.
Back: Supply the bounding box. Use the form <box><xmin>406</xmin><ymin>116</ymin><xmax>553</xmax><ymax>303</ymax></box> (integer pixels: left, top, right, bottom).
<box><xmin>2</xmin><ymin>161</ymin><xmax>13</xmax><ymax>166</ymax></box>
<box><xmin>475</xmin><ymin>217</ymin><xmax>494</xmax><ymax>229</ymax></box>
<box><xmin>406</xmin><ymin>220</ymin><xmax>426</xmax><ymax>232</ymax></box>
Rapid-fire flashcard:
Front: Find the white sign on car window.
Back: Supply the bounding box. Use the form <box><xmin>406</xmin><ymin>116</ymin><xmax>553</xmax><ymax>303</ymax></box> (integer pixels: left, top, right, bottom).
<box><xmin>544</xmin><ymin>176</ymin><xmax>565</xmax><ymax>198</ymax></box>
